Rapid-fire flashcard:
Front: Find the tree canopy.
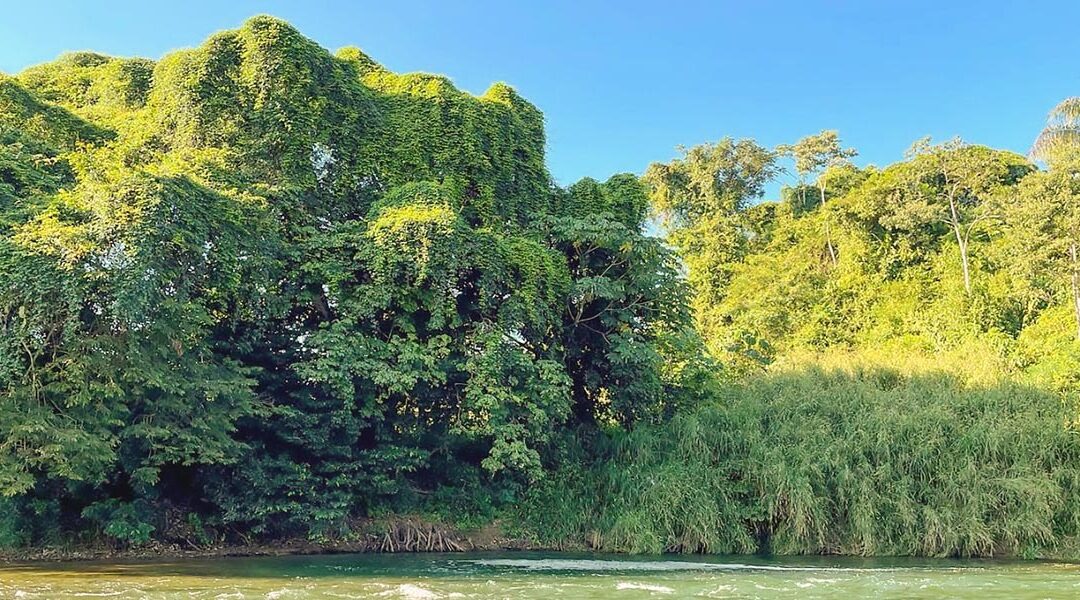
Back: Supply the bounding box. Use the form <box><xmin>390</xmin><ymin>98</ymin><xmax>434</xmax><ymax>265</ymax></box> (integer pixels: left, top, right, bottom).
<box><xmin>0</xmin><ymin>16</ymin><xmax>699</xmax><ymax>543</ymax></box>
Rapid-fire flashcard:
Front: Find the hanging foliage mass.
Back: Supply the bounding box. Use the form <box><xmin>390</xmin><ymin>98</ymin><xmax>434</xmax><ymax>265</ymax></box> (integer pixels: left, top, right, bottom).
<box><xmin>0</xmin><ymin>15</ymin><xmax>694</xmax><ymax>544</ymax></box>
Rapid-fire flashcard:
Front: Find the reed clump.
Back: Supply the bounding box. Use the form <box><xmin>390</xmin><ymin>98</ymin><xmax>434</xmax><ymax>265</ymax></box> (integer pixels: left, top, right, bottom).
<box><xmin>523</xmin><ymin>362</ymin><xmax>1080</xmax><ymax>558</ymax></box>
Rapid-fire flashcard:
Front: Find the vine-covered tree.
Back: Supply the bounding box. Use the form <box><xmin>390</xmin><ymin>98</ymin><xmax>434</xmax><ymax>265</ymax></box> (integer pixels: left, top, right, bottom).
<box><xmin>0</xmin><ymin>16</ymin><xmax>698</xmax><ymax>544</ymax></box>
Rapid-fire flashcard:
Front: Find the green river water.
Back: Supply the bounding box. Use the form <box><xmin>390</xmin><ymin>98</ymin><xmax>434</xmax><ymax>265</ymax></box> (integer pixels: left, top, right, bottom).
<box><xmin>1</xmin><ymin>552</ymin><xmax>1078</xmax><ymax>599</ymax></box>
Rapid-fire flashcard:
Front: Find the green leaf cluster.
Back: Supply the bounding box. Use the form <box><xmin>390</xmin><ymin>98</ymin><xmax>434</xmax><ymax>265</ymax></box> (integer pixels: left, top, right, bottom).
<box><xmin>0</xmin><ymin>16</ymin><xmax>693</xmax><ymax>544</ymax></box>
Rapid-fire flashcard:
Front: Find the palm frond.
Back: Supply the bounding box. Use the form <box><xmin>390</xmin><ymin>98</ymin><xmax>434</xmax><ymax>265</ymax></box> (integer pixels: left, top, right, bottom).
<box><xmin>1030</xmin><ymin>97</ymin><xmax>1080</xmax><ymax>161</ymax></box>
<box><xmin>1031</xmin><ymin>128</ymin><xmax>1080</xmax><ymax>161</ymax></box>
<box><xmin>1048</xmin><ymin>97</ymin><xmax>1080</xmax><ymax>125</ymax></box>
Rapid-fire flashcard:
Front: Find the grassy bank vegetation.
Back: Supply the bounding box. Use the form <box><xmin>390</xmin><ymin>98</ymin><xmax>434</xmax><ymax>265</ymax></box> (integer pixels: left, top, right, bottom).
<box><xmin>522</xmin><ymin>356</ymin><xmax>1080</xmax><ymax>558</ymax></box>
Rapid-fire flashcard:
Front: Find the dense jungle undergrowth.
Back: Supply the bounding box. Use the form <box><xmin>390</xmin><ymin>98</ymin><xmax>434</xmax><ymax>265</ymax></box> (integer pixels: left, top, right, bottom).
<box><xmin>2</xmin><ymin>16</ymin><xmax>1080</xmax><ymax>559</ymax></box>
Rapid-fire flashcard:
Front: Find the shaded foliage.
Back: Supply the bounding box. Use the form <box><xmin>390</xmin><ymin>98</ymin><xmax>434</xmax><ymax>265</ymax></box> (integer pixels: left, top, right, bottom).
<box><xmin>0</xmin><ymin>16</ymin><xmax>692</xmax><ymax>545</ymax></box>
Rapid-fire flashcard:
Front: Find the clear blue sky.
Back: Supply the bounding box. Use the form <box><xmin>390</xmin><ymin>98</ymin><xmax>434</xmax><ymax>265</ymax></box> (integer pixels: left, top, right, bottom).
<box><xmin>2</xmin><ymin>1</ymin><xmax>1078</xmax><ymax>196</ymax></box>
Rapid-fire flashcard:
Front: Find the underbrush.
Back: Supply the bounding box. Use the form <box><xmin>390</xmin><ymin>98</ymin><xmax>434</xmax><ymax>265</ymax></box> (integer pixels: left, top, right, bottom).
<box><xmin>520</xmin><ymin>364</ymin><xmax>1080</xmax><ymax>558</ymax></box>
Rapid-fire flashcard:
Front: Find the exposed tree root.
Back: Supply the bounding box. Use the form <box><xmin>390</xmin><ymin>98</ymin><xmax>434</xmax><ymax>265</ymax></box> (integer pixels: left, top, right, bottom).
<box><xmin>373</xmin><ymin>519</ymin><xmax>468</xmax><ymax>553</ymax></box>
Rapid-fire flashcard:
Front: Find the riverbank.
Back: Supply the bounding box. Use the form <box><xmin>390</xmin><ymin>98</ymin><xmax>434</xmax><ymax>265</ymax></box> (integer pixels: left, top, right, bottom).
<box><xmin>0</xmin><ymin>518</ymin><xmax>550</xmax><ymax>564</ymax></box>
<box><xmin>5</xmin><ymin>521</ymin><xmax>1080</xmax><ymax>565</ymax></box>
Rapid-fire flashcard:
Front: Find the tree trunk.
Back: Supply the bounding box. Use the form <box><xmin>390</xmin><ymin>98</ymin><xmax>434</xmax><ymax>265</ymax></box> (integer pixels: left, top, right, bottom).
<box><xmin>1070</xmin><ymin>242</ymin><xmax>1080</xmax><ymax>341</ymax></box>
<box><xmin>957</xmin><ymin>235</ymin><xmax>971</xmax><ymax>294</ymax></box>
<box><xmin>821</xmin><ymin>184</ymin><xmax>837</xmax><ymax>266</ymax></box>
<box><xmin>948</xmin><ymin>193</ymin><xmax>971</xmax><ymax>294</ymax></box>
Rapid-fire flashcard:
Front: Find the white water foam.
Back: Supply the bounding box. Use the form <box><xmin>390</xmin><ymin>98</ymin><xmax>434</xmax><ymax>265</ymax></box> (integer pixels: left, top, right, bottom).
<box><xmin>616</xmin><ymin>582</ymin><xmax>675</xmax><ymax>593</ymax></box>
<box><xmin>471</xmin><ymin>558</ymin><xmax>906</xmax><ymax>572</ymax></box>
<box><xmin>375</xmin><ymin>583</ymin><xmax>441</xmax><ymax>599</ymax></box>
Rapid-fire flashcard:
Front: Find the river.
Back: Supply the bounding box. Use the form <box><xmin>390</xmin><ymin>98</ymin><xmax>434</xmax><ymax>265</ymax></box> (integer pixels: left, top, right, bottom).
<box><xmin>1</xmin><ymin>551</ymin><xmax>1078</xmax><ymax>598</ymax></box>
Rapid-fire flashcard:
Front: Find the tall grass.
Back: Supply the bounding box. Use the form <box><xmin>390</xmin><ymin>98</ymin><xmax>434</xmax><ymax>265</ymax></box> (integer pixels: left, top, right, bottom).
<box><xmin>522</xmin><ymin>363</ymin><xmax>1080</xmax><ymax>558</ymax></box>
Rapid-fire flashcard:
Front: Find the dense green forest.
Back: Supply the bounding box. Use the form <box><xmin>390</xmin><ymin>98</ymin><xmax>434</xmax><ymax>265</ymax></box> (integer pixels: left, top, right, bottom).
<box><xmin>2</xmin><ymin>17</ymin><xmax>1080</xmax><ymax>558</ymax></box>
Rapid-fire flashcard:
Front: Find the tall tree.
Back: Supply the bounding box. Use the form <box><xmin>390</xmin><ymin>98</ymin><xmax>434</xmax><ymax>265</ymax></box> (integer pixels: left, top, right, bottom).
<box><xmin>777</xmin><ymin>130</ymin><xmax>857</xmax><ymax>265</ymax></box>
<box><xmin>644</xmin><ymin>138</ymin><xmax>779</xmax><ymax>349</ymax></box>
<box><xmin>550</xmin><ymin>175</ymin><xmax>691</xmax><ymax>426</ymax></box>
<box><xmin>905</xmin><ymin>138</ymin><xmax>1020</xmax><ymax>294</ymax></box>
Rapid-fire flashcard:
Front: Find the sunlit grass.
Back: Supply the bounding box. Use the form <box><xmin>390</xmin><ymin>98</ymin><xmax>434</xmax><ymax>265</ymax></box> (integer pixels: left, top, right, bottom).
<box><xmin>522</xmin><ymin>359</ymin><xmax>1080</xmax><ymax>558</ymax></box>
